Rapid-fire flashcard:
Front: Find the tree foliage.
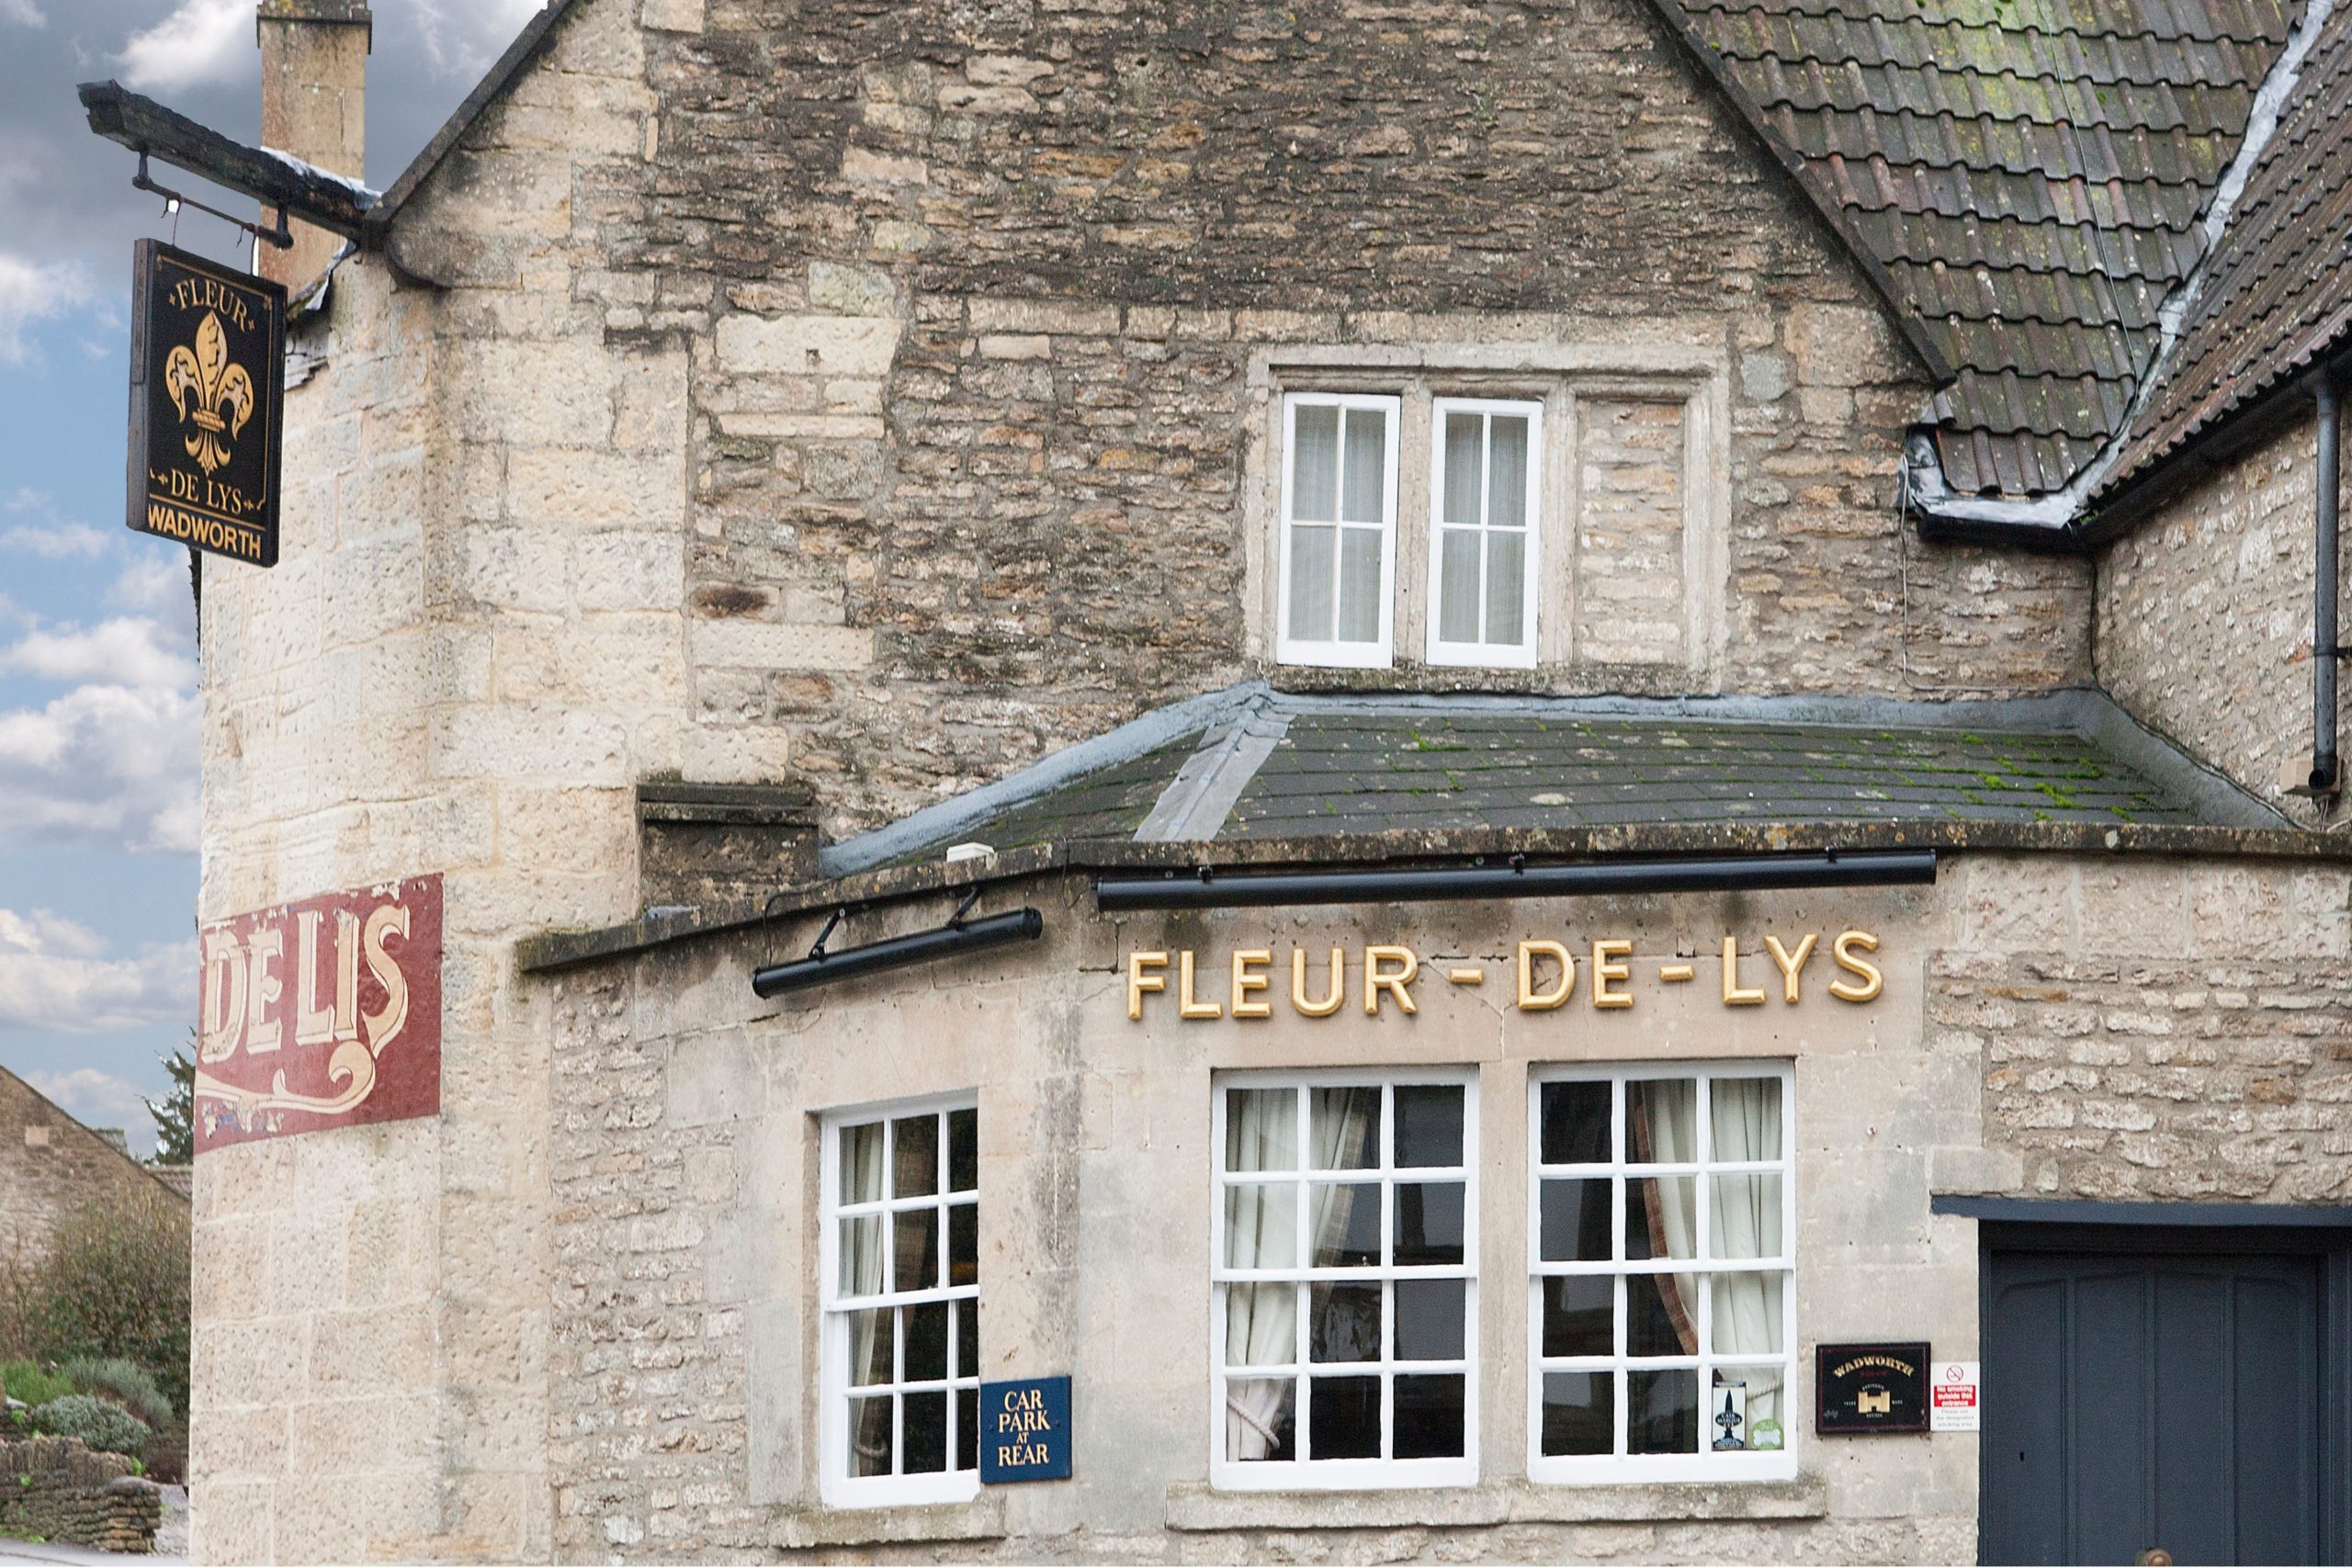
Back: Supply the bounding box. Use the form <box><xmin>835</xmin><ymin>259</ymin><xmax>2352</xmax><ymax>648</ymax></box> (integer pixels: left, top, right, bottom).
<box><xmin>145</xmin><ymin>1040</ymin><xmax>195</xmax><ymax>1167</ymax></box>
<box><xmin>20</xmin><ymin>1192</ymin><xmax>190</xmax><ymax>1419</ymax></box>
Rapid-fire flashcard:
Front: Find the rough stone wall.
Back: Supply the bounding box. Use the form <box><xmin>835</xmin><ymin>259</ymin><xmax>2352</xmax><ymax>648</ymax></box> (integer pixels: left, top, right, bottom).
<box><xmin>2098</xmin><ymin>412</ymin><xmax>2344</xmax><ymax>824</ymax></box>
<box><xmin>0</xmin><ymin>1437</ymin><xmax>164</xmax><ymax>1553</ymax></box>
<box><xmin>1942</xmin><ymin>855</ymin><xmax>2352</xmax><ymax>1202</ymax></box>
<box><xmin>0</xmin><ymin>1066</ymin><xmax>187</xmax><ymax>1259</ymax></box>
<box><xmin>622</xmin><ymin>0</ymin><xmax>2089</xmax><ymax>840</ymax></box>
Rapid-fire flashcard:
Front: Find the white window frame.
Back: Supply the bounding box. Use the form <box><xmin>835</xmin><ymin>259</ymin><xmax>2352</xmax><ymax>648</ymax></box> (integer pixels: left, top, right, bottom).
<box><xmin>1209</xmin><ymin>1066</ymin><xmax>1479</xmax><ymax>1492</ymax></box>
<box><xmin>818</xmin><ymin>1090</ymin><xmax>983</xmax><ymax>1510</ymax></box>
<box><xmin>1274</xmin><ymin>391</ymin><xmax>1401</xmax><ymax>670</ymax></box>
<box><xmin>1526</xmin><ymin>1062</ymin><xmax>1797</xmax><ymax>1485</ymax></box>
<box><xmin>1425</xmin><ymin>397</ymin><xmax>1543</xmax><ymax>669</ymax></box>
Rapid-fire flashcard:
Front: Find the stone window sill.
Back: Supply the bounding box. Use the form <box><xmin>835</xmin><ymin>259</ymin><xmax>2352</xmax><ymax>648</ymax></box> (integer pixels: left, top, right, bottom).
<box><xmin>1164</xmin><ymin>1474</ymin><xmax>1827</xmax><ymax>1531</ymax></box>
<box><xmin>773</xmin><ymin>1493</ymin><xmax>1004</xmax><ymax>1550</ymax></box>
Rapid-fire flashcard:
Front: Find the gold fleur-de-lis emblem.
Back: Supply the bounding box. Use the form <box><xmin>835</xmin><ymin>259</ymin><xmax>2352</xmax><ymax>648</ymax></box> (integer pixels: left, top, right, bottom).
<box><xmin>164</xmin><ymin>311</ymin><xmax>255</xmax><ymax>476</ymax></box>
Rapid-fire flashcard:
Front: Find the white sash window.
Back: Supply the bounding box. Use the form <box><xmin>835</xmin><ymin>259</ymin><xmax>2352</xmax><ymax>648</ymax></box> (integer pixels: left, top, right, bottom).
<box><xmin>1277</xmin><ymin>393</ymin><xmax>1400</xmax><ymax>669</ymax></box>
<box><xmin>1428</xmin><ymin>399</ymin><xmax>1542</xmax><ymax>668</ymax></box>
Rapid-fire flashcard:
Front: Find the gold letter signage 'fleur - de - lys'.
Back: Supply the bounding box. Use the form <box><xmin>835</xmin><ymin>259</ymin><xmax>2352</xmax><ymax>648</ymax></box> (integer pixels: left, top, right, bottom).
<box><xmin>126</xmin><ymin>240</ymin><xmax>285</xmax><ymax>568</ymax></box>
<box><xmin>164</xmin><ymin>310</ymin><xmax>255</xmax><ymax>475</ymax></box>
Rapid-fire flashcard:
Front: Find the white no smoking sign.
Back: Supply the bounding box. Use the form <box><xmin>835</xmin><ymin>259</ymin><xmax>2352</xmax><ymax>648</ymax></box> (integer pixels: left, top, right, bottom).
<box><xmin>1929</xmin><ymin>1360</ymin><xmax>1981</xmax><ymax>1432</ymax></box>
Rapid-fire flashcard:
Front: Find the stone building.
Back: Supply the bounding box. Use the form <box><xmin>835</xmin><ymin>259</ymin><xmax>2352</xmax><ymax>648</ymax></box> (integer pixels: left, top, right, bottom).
<box><xmin>78</xmin><ymin>0</ymin><xmax>2352</xmax><ymax>1561</ymax></box>
<box><xmin>0</xmin><ymin>1065</ymin><xmax>189</xmax><ymax>1259</ymax></box>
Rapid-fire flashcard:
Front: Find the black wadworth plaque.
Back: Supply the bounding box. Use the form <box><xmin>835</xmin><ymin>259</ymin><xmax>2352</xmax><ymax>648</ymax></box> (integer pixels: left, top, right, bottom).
<box><xmin>128</xmin><ymin>240</ymin><xmax>285</xmax><ymax>567</ymax></box>
<box><xmin>1816</xmin><ymin>1341</ymin><xmax>1930</xmax><ymax>1434</ymax></box>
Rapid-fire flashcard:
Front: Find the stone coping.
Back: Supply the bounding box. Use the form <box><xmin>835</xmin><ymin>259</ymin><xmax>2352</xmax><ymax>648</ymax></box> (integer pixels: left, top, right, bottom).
<box><xmin>1161</xmin><ymin>1475</ymin><xmax>1829</xmax><ymax>1530</ymax></box>
<box><xmin>771</xmin><ymin>1493</ymin><xmax>1003</xmax><ymax>1549</ymax></box>
<box><xmin>514</xmin><ymin>817</ymin><xmax>2352</xmax><ymax>976</ymax></box>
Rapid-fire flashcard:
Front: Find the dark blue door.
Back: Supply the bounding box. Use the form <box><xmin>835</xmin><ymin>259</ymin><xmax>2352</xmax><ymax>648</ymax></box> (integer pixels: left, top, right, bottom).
<box><xmin>1981</xmin><ymin>1247</ymin><xmax>2323</xmax><ymax>1565</ymax></box>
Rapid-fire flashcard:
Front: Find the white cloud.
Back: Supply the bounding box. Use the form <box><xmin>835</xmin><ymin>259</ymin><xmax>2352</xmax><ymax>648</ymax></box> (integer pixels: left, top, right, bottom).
<box><xmin>0</xmin><ymin>522</ymin><xmax>109</xmax><ymax>558</ymax></box>
<box><xmin>117</xmin><ymin>0</ymin><xmax>249</xmax><ymax>93</ymax></box>
<box><xmin>0</xmin><ymin>682</ymin><xmax>199</xmax><ymax>853</ymax></box>
<box><xmin>3</xmin><ymin>616</ymin><xmax>198</xmax><ymax>692</ymax></box>
<box><xmin>0</xmin><ymin>0</ymin><xmax>46</xmax><ymax>28</ymax></box>
<box><xmin>413</xmin><ymin>0</ymin><xmax>545</xmax><ymax>80</ymax></box>
<box><xmin>0</xmin><ymin>909</ymin><xmax>192</xmax><ymax>1036</ymax></box>
<box><xmin>0</xmin><ymin>253</ymin><xmax>95</xmax><ymax>364</ymax></box>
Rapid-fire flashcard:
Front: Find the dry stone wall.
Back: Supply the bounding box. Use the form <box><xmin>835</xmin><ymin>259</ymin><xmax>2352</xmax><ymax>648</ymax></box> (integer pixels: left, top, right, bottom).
<box><xmin>0</xmin><ymin>1437</ymin><xmax>163</xmax><ymax>1554</ymax></box>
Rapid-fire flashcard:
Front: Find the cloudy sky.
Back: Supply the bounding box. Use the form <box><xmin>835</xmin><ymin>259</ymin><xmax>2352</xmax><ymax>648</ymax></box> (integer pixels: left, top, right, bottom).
<box><xmin>0</xmin><ymin>0</ymin><xmax>540</xmax><ymax>1152</ymax></box>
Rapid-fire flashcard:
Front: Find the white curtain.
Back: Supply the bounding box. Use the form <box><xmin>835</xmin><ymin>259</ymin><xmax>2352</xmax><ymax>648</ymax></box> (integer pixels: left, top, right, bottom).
<box><xmin>1632</xmin><ymin>1080</ymin><xmax>1699</xmax><ymax>1354</ymax></box>
<box><xmin>842</xmin><ymin>1125</ymin><xmax>890</xmax><ymax>1473</ymax></box>
<box><xmin>1709</xmin><ymin>1078</ymin><xmax>1785</xmax><ymax>1435</ymax></box>
<box><xmin>1223</xmin><ymin>1091</ymin><xmax>1300</xmax><ymax>1461</ymax></box>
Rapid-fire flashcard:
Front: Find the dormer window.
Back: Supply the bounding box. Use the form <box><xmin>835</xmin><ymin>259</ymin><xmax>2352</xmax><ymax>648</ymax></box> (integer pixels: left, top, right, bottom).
<box><xmin>1276</xmin><ymin>393</ymin><xmax>1400</xmax><ymax>668</ymax></box>
<box><xmin>1428</xmin><ymin>399</ymin><xmax>1542</xmax><ymax>669</ymax></box>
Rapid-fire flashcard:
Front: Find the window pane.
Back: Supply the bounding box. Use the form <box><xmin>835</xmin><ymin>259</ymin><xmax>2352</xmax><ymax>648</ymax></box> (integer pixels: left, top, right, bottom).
<box><xmin>1307</xmin><ymin>1375</ymin><xmax>1381</xmax><ymax>1460</ymax></box>
<box><xmin>846</xmin><ymin>1308</ymin><xmax>893</xmax><ymax>1388</ymax></box>
<box><xmin>849</xmin><ymin>1395</ymin><xmax>893</xmax><ymax>1477</ymax></box>
<box><xmin>1626</xmin><ymin>1176</ymin><xmax>1696</xmax><ymax>1262</ymax></box>
<box><xmin>947</xmin><ymin>1107</ymin><xmax>978</xmax><ymax>1192</ymax></box>
<box><xmin>1226</xmin><ymin>1089</ymin><xmax>1298</xmax><ymax>1171</ymax></box>
<box><xmin>840</xmin><ymin>1215</ymin><xmax>885</xmax><ymax>1296</ymax></box>
<box><xmin>840</xmin><ymin>1122</ymin><xmax>885</xmax><ymax>1204</ymax></box>
<box><xmin>949</xmin><ymin>1201</ymin><xmax>978</xmax><ymax>1285</ymax></box>
<box><xmin>1628</xmin><ymin>1369</ymin><xmax>1699</xmax><ymax>1455</ymax></box>
<box><xmin>1310</xmin><ymin>1182</ymin><xmax>1381</xmax><ymax>1268</ymax></box>
<box><xmin>1442</xmin><ymin>412</ymin><xmax>1483</xmax><ymax>526</ymax></box>
<box><xmin>1340</xmin><ymin>407</ymin><xmax>1387</xmax><ymax>525</ymax></box>
<box><xmin>1711</xmin><ymin>1077</ymin><xmax>1783</xmax><ymax>1161</ymax></box>
<box><xmin>1488</xmin><ymin>414</ymin><xmax>1529</xmax><ymax>529</ymax></box>
<box><xmin>1709</xmin><ymin>1175</ymin><xmax>1781</xmax><ymax>1260</ymax></box>
<box><xmin>903</xmin><ymin>1390</ymin><xmax>948</xmax><ymax>1473</ymax></box>
<box><xmin>1225</xmin><ymin>1182</ymin><xmax>1298</xmax><ymax>1269</ymax></box>
<box><xmin>1437</xmin><ymin>529</ymin><xmax>1481</xmax><ymax>644</ymax></box>
<box><xmin>1715</xmin><ymin>1364</ymin><xmax>1786</xmax><ymax>1448</ymax></box>
<box><xmin>1395</xmin><ymin>1374</ymin><xmax>1465</xmax><ymax>1459</ymax></box>
<box><xmin>1309</xmin><ymin>1282</ymin><xmax>1381</xmax><ymax>1362</ymax></box>
<box><xmin>956</xmin><ymin>1390</ymin><xmax>978</xmax><ymax>1472</ymax></box>
<box><xmin>1709</xmin><ymin>1272</ymin><xmax>1787</xmax><ymax>1356</ymax></box>
<box><xmin>1226</xmin><ymin>1379</ymin><xmax>1295</xmax><ymax>1461</ymax></box>
<box><xmin>1223</xmin><ymin>1284</ymin><xmax>1296</xmax><ymax>1367</ymax></box>
<box><xmin>1395</xmin><ymin>1279</ymin><xmax>1466</xmax><ymax>1361</ymax></box>
<box><xmin>1539</xmin><ymin>1179</ymin><xmax>1611</xmax><ymax>1263</ymax></box>
<box><xmin>1542</xmin><ymin>1371</ymin><xmax>1612</xmax><ymax>1456</ymax></box>
<box><xmin>1628</xmin><ymin>1271</ymin><xmax>1696</xmax><ymax>1357</ymax></box>
<box><xmin>1309</xmin><ymin>1087</ymin><xmax>1380</xmax><ymax>1169</ymax></box>
<box><xmin>1540</xmin><ymin>1081</ymin><xmax>1611</xmax><ymax>1166</ymax></box>
<box><xmin>1485</xmin><ymin>530</ymin><xmax>1525</xmax><ymax>646</ymax></box>
<box><xmin>906</xmin><ymin>1301</ymin><xmax>949</xmax><ymax>1382</ymax></box>
<box><xmin>1394</xmin><ymin>1181</ymin><xmax>1464</xmax><ymax>1266</ymax></box>
<box><xmin>1337</xmin><ymin>528</ymin><xmax>1383</xmax><ymax>642</ymax></box>
<box><xmin>1394</xmin><ymin>1084</ymin><xmax>1464</xmax><ymax>1168</ymax></box>
<box><xmin>956</xmin><ymin>1299</ymin><xmax>979</xmax><ymax>1378</ymax></box>
<box><xmin>1627</xmin><ymin>1078</ymin><xmax>1697</xmax><ymax>1163</ymax></box>
<box><xmin>1292</xmin><ymin>404</ymin><xmax>1340</xmax><ymax>521</ymax></box>
<box><xmin>892</xmin><ymin>1114</ymin><xmax>939</xmax><ymax>1198</ymax></box>
<box><xmin>1287</xmin><ymin>524</ymin><xmax>1336</xmax><ymax>642</ymax></box>
<box><xmin>894</xmin><ymin>1208</ymin><xmax>940</xmax><ymax>1292</ymax></box>
<box><xmin>1540</xmin><ymin>1274</ymin><xmax>1613</xmax><ymax>1359</ymax></box>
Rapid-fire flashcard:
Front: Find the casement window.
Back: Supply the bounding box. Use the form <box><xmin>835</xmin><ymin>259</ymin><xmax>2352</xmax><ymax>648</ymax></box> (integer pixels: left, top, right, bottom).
<box><xmin>1211</xmin><ymin>1069</ymin><xmax>1477</xmax><ymax>1490</ymax></box>
<box><xmin>1427</xmin><ymin>399</ymin><xmax>1541</xmax><ymax>668</ymax></box>
<box><xmin>1528</xmin><ymin>1064</ymin><xmax>1796</xmax><ymax>1483</ymax></box>
<box><xmin>820</xmin><ymin>1096</ymin><xmax>981</xmax><ymax>1508</ymax></box>
<box><xmin>1277</xmin><ymin>392</ymin><xmax>1400</xmax><ymax>668</ymax></box>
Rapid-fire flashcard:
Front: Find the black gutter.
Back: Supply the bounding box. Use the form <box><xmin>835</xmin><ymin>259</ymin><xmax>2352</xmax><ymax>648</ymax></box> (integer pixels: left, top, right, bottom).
<box><xmin>1094</xmin><ymin>849</ymin><xmax>1938</xmax><ymax>912</ymax></box>
<box><xmin>751</xmin><ymin>908</ymin><xmax>1043</xmax><ymax>998</ymax></box>
<box><xmin>2314</xmin><ymin>372</ymin><xmax>2343</xmax><ymax>794</ymax></box>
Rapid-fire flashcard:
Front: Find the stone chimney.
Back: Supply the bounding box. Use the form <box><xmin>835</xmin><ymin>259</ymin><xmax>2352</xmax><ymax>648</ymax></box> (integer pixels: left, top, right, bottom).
<box><xmin>255</xmin><ymin>0</ymin><xmax>369</xmax><ymax>292</ymax></box>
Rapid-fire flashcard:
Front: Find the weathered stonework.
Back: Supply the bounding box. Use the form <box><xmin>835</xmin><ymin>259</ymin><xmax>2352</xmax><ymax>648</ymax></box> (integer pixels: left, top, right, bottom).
<box><xmin>2098</xmin><ymin>412</ymin><xmax>2345</xmax><ymax>825</ymax></box>
<box><xmin>0</xmin><ymin>1066</ymin><xmax>188</xmax><ymax>1260</ymax></box>
<box><xmin>0</xmin><ymin>1437</ymin><xmax>164</xmax><ymax>1554</ymax></box>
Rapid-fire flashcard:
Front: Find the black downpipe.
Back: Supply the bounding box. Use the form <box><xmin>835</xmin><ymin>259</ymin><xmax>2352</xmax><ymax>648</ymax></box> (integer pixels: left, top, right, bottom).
<box><xmin>752</xmin><ymin>908</ymin><xmax>1044</xmax><ymax>998</ymax></box>
<box><xmin>1094</xmin><ymin>849</ymin><xmax>1937</xmax><ymax>912</ymax></box>
<box><xmin>2315</xmin><ymin>374</ymin><xmax>2343</xmax><ymax>794</ymax></box>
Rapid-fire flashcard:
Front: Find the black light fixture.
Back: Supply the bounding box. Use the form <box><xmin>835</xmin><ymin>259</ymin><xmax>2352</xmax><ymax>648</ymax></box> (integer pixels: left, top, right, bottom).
<box><xmin>751</xmin><ymin>899</ymin><xmax>1045</xmax><ymax>998</ymax></box>
<box><xmin>1093</xmin><ymin>848</ymin><xmax>1937</xmax><ymax>912</ymax></box>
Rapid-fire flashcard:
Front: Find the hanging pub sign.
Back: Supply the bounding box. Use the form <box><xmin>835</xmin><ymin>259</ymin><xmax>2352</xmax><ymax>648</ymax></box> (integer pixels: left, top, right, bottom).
<box><xmin>193</xmin><ymin>875</ymin><xmax>442</xmax><ymax>1151</ymax></box>
<box><xmin>127</xmin><ymin>239</ymin><xmax>285</xmax><ymax>567</ymax></box>
<box><xmin>1816</xmin><ymin>1341</ymin><xmax>1931</xmax><ymax>1435</ymax></box>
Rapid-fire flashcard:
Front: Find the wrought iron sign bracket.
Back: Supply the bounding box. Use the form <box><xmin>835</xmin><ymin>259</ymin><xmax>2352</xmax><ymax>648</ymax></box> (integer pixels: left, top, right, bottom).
<box><xmin>135</xmin><ymin>152</ymin><xmax>293</xmax><ymax>251</ymax></box>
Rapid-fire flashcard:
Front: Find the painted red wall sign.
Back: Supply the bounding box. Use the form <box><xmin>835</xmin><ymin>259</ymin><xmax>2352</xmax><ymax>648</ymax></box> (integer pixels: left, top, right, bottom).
<box><xmin>194</xmin><ymin>875</ymin><xmax>441</xmax><ymax>1152</ymax></box>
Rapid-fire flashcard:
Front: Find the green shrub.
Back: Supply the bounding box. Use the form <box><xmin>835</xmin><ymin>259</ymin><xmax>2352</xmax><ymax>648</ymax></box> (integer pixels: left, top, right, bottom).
<box><xmin>0</xmin><ymin>1360</ymin><xmax>72</xmax><ymax>1409</ymax></box>
<box><xmin>29</xmin><ymin>1394</ymin><xmax>150</xmax><ymax>1458</ymax></box>
<box><xmin>57</xmin><ymin>1358</ymin><xmax>172</xmax><ymax>1432</ymax></box>
<box><xmin>21</xmin><ymin>1192</ymin><xmax>189</xmax><ymax>1418</ymax></box>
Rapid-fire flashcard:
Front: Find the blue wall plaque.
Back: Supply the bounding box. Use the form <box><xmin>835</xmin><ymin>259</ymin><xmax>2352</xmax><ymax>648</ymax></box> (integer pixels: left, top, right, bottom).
<box><xmin>978</xmin><ymin>1376</ymin><xmax>1071</xmax><ymax>1483</ymax></box>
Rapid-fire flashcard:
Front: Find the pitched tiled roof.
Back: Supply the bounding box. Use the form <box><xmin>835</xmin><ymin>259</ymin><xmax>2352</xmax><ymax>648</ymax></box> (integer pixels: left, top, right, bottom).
<box><xmin>1651</xmin><ymin>0</ymin><xmax>2304</xmax><ymax>498</ymax></box>
<box><xmin>2105</xmin><ymin>0</ymin><xmax>2352</xmax><ymax>491</ymax></box>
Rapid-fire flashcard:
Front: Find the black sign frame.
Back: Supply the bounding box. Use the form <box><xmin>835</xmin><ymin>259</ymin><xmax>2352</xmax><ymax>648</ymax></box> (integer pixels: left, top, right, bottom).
<box><xmin>1815</xmin><ymin>1340</ymin><xmax>1931</xmax><ymax>1435</ymax></box>
<box><xmin>127</xmin><ymin>239</ymin><xmax>286</xmax><ymax>568</ymax></box>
